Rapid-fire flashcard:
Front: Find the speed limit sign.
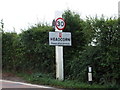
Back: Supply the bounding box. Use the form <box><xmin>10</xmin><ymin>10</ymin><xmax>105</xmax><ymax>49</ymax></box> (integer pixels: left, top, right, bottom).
<box><xmin>55</xmin><ymin>18</ymin><xmax>66</xmax><ymax>30</ymax></box>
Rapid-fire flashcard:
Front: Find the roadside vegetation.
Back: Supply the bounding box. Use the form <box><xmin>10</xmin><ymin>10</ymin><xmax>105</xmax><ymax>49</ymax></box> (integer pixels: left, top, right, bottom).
<box><xmin>1</xmin><ymin>10</ymin><xmax>120</xmax><ymax>89</ymax></box>
<box><xmin>3</xmin><ymin>70</ymin><xmax>117</xmax><ymax>89</ymax></box>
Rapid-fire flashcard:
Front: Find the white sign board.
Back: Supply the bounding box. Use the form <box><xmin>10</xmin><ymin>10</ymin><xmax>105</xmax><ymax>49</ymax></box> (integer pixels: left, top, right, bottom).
<box><xmin>49</xmin><ymin>32</ymin><xmax>71</xmax><ymax>46</ymax></box>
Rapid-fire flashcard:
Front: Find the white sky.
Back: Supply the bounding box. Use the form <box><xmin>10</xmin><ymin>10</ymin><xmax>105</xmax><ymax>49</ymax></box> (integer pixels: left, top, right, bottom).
<box><xmin>0</xmin><ymin>0</ymin><xmax>119</xmax><ymax>33</ymax></box>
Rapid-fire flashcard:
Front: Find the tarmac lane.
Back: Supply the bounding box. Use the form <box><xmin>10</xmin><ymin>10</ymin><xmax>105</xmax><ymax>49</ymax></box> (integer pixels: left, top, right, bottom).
<box><xmin>0</xmin><ymin>79</ymin><xmax>62</xmax><ymax>90</ymax></box>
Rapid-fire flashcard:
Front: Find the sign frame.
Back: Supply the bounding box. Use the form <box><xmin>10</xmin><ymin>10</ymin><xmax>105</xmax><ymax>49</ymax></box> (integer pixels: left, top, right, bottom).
<box><xmin>49</xmin><ymin>32</ymin><xmax>71</xmax><ymax>46</ymax></box>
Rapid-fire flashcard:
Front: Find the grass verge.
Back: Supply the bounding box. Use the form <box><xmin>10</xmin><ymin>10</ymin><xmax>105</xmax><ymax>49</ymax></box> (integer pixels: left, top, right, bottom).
<box><xmin>2</xmin><ymin>70</ymin><xmax>119</xmax><ymax>89</ymax></box>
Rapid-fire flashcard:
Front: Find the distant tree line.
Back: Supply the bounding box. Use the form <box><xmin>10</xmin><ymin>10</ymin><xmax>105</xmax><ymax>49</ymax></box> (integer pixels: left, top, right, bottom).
<box><xmin>2</xmin><ymin>10</ymin><xmax>120</xmax><ymax>86</ymax></box>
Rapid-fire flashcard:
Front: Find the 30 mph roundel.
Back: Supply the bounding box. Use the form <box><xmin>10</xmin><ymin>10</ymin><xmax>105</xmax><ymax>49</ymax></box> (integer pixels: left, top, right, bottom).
<box><xmin>55</xmin><ymin>18</ymin><xmax>66</xmax><ymax>30</ymax></box>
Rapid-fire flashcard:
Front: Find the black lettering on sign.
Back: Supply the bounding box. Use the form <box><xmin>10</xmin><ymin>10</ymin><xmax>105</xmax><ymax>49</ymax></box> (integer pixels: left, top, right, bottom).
<box><xmin>61</xmin><ymin>21</ymin><xmax>64</xmax><ymax>27</ymax></box>
<box><xmin>57</xmin><ymin>21</ymin><xmax>64</xmax><ymax>27</ymax></box>
<box><xmin>57</xmin><ymin>21</ymin><xmax>60</xmax><ymax>26</ymax></box>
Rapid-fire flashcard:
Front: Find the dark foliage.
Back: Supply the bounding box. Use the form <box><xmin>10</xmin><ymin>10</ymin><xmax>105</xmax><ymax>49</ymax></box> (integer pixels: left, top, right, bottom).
<box><xmin>2</xmin><ymin>10</ymin><xmax>120</xmax><ymax>86</ymax></box>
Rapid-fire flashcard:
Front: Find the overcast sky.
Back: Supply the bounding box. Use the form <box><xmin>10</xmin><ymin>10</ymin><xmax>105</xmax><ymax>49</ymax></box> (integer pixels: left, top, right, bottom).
<box><xmin>0</xmin><ymin>0</ymin><xmax>119</xmax><ymax>33</ymax></box>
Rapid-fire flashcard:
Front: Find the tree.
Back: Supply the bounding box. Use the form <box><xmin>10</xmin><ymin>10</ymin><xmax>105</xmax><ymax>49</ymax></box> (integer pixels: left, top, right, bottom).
<box><xmin>62</xmin><ymin>10</ymin><xmax>87</xmax><ymax>79</ymax></box>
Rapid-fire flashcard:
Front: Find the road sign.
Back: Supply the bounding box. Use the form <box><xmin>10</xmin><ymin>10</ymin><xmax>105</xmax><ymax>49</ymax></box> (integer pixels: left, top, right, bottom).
<box><xmin>55</xmin><ymin>18</ymin><xmax>66</xmax><ymax>30</ymax></box>
<box><xmin>49</xmin><ymin>32</ymin><xmax>71</xmax><ymax>46</ymax></box>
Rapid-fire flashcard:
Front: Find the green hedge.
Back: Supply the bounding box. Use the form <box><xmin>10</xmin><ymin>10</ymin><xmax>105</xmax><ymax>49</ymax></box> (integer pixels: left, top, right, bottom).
<box><xmin>2</xmin><ymin>10</ymin><xmax>120</xmax><ymax>86</ymax></box>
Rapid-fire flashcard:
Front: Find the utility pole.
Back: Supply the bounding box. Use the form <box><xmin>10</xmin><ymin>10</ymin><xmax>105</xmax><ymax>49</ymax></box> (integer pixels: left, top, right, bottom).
<box><xmin>0</xmin><ymin>19</ymin><xmax>2</xmax><ymax>87</ymax></box>
<box><xmin>118</xmin><ymin>1</ymin><xmax>120</xmax><ymax>18</ymax></box>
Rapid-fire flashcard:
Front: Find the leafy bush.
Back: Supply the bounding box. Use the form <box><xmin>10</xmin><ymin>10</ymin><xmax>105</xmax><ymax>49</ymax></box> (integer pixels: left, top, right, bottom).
<box><xmin>2</xmin><ymin>10</ymin><xmax>120</xmax><ymax>86</ymax></box>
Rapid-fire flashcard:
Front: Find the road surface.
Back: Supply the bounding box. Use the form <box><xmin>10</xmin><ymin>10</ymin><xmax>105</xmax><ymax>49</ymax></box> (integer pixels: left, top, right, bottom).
<box><xmin>0</xmin><ymin>79</ymin><xmax>62</xmax><ymax>90</ymax></box>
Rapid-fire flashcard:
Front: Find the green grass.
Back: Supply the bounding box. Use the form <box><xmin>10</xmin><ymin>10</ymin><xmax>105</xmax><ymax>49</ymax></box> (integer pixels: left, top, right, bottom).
<box><xmin>14</xmin><ymin>72</ymin><xmax>119</xmax><ymax>89</ymax></box>
<box><xmin>3</xmin><ymin>70</ymin><xmax>119</xmax><ymax>89</ymax></box>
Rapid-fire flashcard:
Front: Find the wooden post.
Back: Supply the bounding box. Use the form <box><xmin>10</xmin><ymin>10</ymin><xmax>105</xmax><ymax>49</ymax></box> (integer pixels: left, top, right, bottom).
<box><xmin>55</xmin><ymin>11</ymin><xmax>64</xmax><ymax>81</ymax></box>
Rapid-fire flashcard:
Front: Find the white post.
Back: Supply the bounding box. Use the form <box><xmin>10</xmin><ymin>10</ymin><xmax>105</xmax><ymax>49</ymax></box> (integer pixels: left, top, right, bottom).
<box><xmin>55</xmin><ymin>11</ymin><xmax>64</xmax><ymax>81</ymax></box>
<box><xmin>88</xmin><ymin>66</ymin><xmax>92</xmax><ymax>85</ymax></box>
<box><xmin>118</xmin><ymin>1</ymin><xmax>120</xmax><ymax>18</ymax></box>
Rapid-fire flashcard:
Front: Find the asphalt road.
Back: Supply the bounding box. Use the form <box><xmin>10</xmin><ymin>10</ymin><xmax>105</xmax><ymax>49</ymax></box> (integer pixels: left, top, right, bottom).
<box><xmin>0</xmin><ymin>79</ymin><xmax>62</xmax><ymax>90</ymax></box>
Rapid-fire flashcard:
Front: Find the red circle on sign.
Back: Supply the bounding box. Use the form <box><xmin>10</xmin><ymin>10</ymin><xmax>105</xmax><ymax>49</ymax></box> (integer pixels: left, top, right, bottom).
<box><xmin>55</xmin><ymin>18</ymin><xmax>66</xmax><ymax>30</ymax></box>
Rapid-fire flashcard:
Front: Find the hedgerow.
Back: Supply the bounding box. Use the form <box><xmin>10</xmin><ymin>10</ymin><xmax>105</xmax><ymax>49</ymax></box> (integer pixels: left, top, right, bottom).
<box><xmin>2</xmin><ymin>10</ymin><xmax>120</xmax><ymax>86</ymax></box>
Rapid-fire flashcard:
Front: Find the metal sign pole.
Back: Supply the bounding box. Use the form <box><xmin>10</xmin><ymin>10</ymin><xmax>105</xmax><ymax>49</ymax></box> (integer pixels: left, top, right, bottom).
<box><xmin>55</xmin><ymin>11</ymin><xmax>64</xmax><ymax>81</ymax></box>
